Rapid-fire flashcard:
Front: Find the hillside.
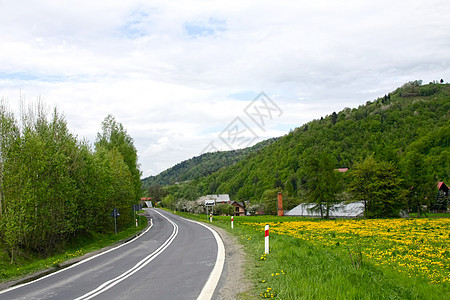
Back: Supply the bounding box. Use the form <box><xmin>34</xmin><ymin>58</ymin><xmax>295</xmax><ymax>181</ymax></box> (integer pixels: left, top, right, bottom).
<box><xmin>141</xmin><ymin>137</ymin><xmax>278</xmax><ymax>189</ymax></box>
<box><xmin>172</xmin><ymin>82</ymin><xmax>449</xmax><ymax>204</ymax></box>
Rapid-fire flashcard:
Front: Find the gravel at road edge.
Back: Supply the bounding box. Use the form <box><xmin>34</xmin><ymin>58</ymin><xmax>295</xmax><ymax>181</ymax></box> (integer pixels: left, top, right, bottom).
<box><xmin>208</xmin><ymin>225</ymin><xmax>253</xmax><ymax>300</ymax></box>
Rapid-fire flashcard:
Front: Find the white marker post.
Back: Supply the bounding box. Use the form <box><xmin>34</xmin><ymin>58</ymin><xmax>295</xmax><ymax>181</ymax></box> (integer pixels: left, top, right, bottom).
<box><xmin>231</xmin><ymin>216</ymin><xmax>234</xmax><ymax>229</ymax></box>
<box><xmin>135</xmin><ymin>218</ymin><xmax>138</xmax><ymax>227</ymax></box>
<box><xmin>264</xmin><ymin>224</ymin><xmax>269</xmax><ymax>254</ymax></box>
<box><xmin>210</xmin><ymin>213</ymin><xmax>212</xmax><ymax>222</ymax></box>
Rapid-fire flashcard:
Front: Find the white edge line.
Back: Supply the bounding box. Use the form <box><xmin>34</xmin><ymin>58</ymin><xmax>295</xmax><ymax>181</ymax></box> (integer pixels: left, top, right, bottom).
<box><xmin>75</xmin><ymin>209</ymin><xmax>178</xmax><ymax>300</ymax></box>
<box><xmin>181</xmin><ymin>217</ymin><xmax>225</xmax><ymax>300</ymax></box>
<box><xmin>0</xmin><ymin>212</ymin><xmax>154</xmax><ymax>295</ymax></box>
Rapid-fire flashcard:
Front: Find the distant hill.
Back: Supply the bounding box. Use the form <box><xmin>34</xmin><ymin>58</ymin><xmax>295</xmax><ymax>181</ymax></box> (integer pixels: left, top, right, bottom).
<box><xmin>141</xmin><ymin>137</ymin><xmax>278</xmax><ymax>190</ymax></box>
<box><xmin>181</xmin><ymin>82</ymin><xmax>449</xmax><ymax>202</ymax></box>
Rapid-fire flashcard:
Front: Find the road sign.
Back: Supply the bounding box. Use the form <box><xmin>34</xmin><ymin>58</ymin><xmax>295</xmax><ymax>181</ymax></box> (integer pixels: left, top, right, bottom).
<box><xmin>132</xmin><ymin>204</ymin><xmax>143</xmax><ymax>211</ymax></box>
<box><xmin>111</xmin><ymin>208</ymin><xmax>120</xmax><ymax>235</ymax></box>
<box><xmin>205</xmin><ymin>200</ymin><xmax>215</xmax><ymax>206</ymax></box>
<box><xmin>111</xmin><ymin>208</ymin><xmax>120</xmax><ymax>217</ymax></box>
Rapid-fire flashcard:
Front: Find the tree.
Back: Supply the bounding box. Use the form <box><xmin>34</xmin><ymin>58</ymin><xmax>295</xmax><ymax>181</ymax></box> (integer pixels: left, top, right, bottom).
<box><xmin>302</xmin><ymin>151</ymin><xmax>343</xmax><ymax>218</ymax></box>
<box><xmin>0</xmin><ymin>101</ymin><xmax>146</xmax><ymax>263</ymax></box>
<box><xmin>215</xmin><ymin>203</ymin><xmax>234</xmax><ymax>216</ymax></box>
<box><xmin>148</xmin><ymin>185</ymin><xmax>167</xmax><ymax>204</ymax></box>
<box><xmin>260</xmin><ymin>188</ymin><xmax>280</xmax><ymax>215</ymax></box>
<box><xmin>0</xmin><ymin>101</ymin><xmax>19</xmax><ymax>219</ymax></box>
<box><xmin>96</xmin><ymin>115</ymin><xmax>142</xmax><ymax>202</ymax></box>
<box><xmin>349</xmin><ymin>155</ymin><xmax>406</xmax><ymax>218</ymax></box>
<box><xmin>1</xmin><ymin>104</ymin><xmax>86</xmax><ymax>257</ymax></box>
<box><xmin>161</xmin><ymin>194</ymin><xmax>175</xmax><ymax>210</ymax></box>
<box><xmin>401</xmin><ymin>151</ymin><xmax>434</xmax><ymax>216</ymax></box>
<box><xmin>331</xmin><ymin>111</ymin><xmax>338</xmax><ymax>125</ymax></box>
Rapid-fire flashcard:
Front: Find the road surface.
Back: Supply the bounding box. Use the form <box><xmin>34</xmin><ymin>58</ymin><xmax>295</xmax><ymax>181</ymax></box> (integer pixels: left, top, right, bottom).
<box><xmin>0</xmin><ymin>209</ymin><xmax>224</xmax><ymax>300</ymax></box>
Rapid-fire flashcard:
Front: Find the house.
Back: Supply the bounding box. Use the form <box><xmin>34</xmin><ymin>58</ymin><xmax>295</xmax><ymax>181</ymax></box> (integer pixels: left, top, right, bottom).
<box><xmin>438</xmin><ymin>182</ymin><xmax>448</xmax><ymax>196</ymax></box>
<box><xmin>335</xmin><ymin>168</ymin><xmax>349</xmax><ymax>173</ymax></box>
<box><xmin>230</xmin><ymin>201</ymin><xmax>246</xmax><ymax>216</ymax></box>
<box><xmin>140</xmin><ymin>197</ymin><xmax>153</xmax><ymax>208</ymax></box>
<box><xmin>197</xmin><ymin>194</ymin><xmax>231</xmax><ymax>206</ymax></box>
<box><xmin>285</xmin><ymin>201</ymin><xmax>365</xmax><ymax>218</ymax></box>
<box><xmin>433</xmin><ymin>182</ymin><xmax>449</xmax><ymax>212</ymax></box>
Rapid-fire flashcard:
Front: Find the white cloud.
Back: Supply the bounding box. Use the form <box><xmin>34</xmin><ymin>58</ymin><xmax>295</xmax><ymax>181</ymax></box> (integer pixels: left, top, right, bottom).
<box><xmin>1</xmin><ymin>0</ymin><xmax>449</xmax><ymax>177</ymax></box>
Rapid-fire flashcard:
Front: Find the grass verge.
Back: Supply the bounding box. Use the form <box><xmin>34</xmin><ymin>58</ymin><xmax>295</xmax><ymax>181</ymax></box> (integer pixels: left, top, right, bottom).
<box><xmin>0</xmin><ymin>216</ymin><xmax>148</xmax><ymax>284</ymax></box>
<box><xmin>408</xmin><ymin>212</ymin><xmax>450</xmax><ymax>218</ymax></box>
<box><xmin>173</xmin><ymin>211</ymin><xmax>449</xmax><ymax>299</ymax></box>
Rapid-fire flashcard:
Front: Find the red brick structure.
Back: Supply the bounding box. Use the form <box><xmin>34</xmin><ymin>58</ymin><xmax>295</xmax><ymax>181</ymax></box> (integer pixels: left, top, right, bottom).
<box><xmin>277</xmin><ymin>192</ymin><xmax>284</xmax><ymax>216</ymax></box>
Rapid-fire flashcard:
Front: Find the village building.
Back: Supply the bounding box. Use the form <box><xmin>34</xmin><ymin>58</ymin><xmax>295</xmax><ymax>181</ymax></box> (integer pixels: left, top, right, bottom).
<box><xmin>437</xmin><ymin>182</ymin><xmax>448</xmax><ymax>196</ymax></box>
<box><xmin>433</xmin><ymin>182</ymin><xmax>449</xmax><ymax>212</ymax></box>
<box><xmin>230</xmin><ymin>201</ymin><xmax>246</xmax><ymax>216</ymax></box>
<box><xmin>285</xmin><ymin>201</ymin><xmax>365</xmax><ymax>218</ymax></box>
<box><xmin>197</xmin><ymin>194</ymin><xmax>231</xmax><ymax>205</ymax></box>
<box><xmin>140</xmin><ymin>197</ymin><xmax>153</xmax><ymax>208</ymax></box>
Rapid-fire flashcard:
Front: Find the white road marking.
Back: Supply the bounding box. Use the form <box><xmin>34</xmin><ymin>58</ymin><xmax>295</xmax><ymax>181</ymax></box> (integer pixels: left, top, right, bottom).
<box><xmin>0</xmin><ymin>212</ymin><xmax>154</xmax><ymax>296</ymax></box>
<box><xmin>1</xmin><ymin>210</ymin><xmax>225</xmax><ymax>300</ymax></box>
<box><xmin>74</xmin><ymin>209</ymin><xmax>178</xmax><ymax>300</ymax></box>
<box><xmin>181</xmin><ymin>218</ymin><xmax>225</xmax><ymax>300</ymax></box>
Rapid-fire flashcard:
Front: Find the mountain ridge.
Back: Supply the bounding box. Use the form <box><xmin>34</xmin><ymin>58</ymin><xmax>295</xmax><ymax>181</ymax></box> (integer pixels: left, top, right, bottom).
<box><xmin>161</xmin><ymin>82</ymin><xmax>449</xmax><ymax>206</ymax></box>
<box><xmin>141</xmin><ymin>137</ymin><xmax>278</xmax><ymax>189</ymax></box>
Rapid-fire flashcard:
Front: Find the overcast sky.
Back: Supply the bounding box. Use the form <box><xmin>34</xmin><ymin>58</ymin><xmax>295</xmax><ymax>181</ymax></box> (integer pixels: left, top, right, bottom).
<box><xmin>1</xmin><ymin>0</ymin><xmax>449</xmax><ymax>177</ymax></box>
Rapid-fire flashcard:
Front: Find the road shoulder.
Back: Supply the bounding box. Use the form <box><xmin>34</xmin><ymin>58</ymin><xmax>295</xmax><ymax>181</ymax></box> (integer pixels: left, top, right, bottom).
<box><xmin>207</xmin><ymin>225</ymin><xmax>253</xmax><ymax>300</ymax></box>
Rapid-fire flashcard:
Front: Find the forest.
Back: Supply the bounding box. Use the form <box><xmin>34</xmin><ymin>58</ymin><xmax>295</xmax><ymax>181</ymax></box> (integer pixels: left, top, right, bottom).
<box><xmin>0</xmin><ymin>102</ymin><xmax>142</xmax><ymax>263</ymax></box>
<box><xmin>155</xmin><ymin>82</ymin><xmax>449</xmax><ymax>217</ymax></box>
<box><xmin>141</xmin><ymin>137</ymin><xmax>277</xmax><ymax>189</ymax></box>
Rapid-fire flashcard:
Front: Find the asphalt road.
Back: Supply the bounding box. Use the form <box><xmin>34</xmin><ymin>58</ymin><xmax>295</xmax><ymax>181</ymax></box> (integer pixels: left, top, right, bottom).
<box><xmin>0</xmin><ymin>209</ymin><xmax>224</xmax><ymax>300</ymax></box>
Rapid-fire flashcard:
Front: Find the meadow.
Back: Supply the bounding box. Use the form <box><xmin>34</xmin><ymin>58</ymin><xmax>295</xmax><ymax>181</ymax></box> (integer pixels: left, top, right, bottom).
<box><xmin>242</xmin><ymin>218</ymin><xmax>450</xmax><ymax>285</ymax></box>
<box><xmin>177</xmin><ymin>211</ymin><xmax>450</xmax><ymax>299</ymax></box>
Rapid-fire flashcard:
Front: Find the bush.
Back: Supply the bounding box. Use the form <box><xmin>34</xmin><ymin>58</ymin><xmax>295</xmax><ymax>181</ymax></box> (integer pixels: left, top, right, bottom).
<box><xmin>215</xmin><ymin>204</ymin><xmax>234</xmax><ymax>216</ymax></box>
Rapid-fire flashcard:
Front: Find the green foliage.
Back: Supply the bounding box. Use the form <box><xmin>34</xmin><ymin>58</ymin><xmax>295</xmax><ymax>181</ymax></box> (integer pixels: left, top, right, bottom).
<box><xmin>260</xmin><ymin>189</ymin><xmax>280</xmax><ymax>215</ymax></box>
<box><xmin>147</xmin><ymin>184</ymin><xmax>167</xmax><ymax>204</ymax></box>
<box><xmin>348</xmin><ymin>156</ymin><xmax>406</xmax><ymax>218</ymax></box>
<box><xmin>141</xmin><ymin>138</ymin><xmax>277</xmax><ymax>189</ymax></box>
<box><xmin>215</xmin><ymin>203</ymin><xmax>234</xmax><ymax>216</ymax></box>
<box><xmin>0</xmin><ymin>102</ymin><xmax>142</xmax><ymax>263</ymax></box>
<box><xmin>161</xmin><ymin>194</ymin><xmax>175</xmax><ymax>210</ymax></box>
<box><xmin>96</xmin><ymin>115</ymin><xmax>142</xmax><ymax>202</ymax></box>
<box><xmin>302</xmin><ymin>151</ymin><xmax>343</xmax><ymax>218</ymax></box>
<box><xmin>400</xmin><ymin>151</ymin><xmax>435</xmax><ymax>216</ymax></box>
<box><xmin>397</xmin><ymin>80</ymin><xmax>442</xmax><ymax>97</ymax></box>
<box><xmin>162</xmin><ymin>83</ymin><xmax>449</xmax><ymax>216</ymax></box>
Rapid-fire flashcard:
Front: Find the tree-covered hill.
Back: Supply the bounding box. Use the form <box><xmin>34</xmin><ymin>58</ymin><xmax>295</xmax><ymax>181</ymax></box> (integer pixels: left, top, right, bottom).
<box><xmin>179</xmin><ymin>82</ymin><xmax>449</xmax><ymax>207</ymax></box>
<box><xmin>141</xmin><ymin>137</ymin><xmax>278</xmax><ymax>189</ymax></box>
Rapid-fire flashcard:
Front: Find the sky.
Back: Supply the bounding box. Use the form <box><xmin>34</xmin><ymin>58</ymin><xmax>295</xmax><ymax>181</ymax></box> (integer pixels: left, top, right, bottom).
<box><xmin>1</xmin><ymin>0</ymin><xmax>449</xmax><ymax>178</ymax></box>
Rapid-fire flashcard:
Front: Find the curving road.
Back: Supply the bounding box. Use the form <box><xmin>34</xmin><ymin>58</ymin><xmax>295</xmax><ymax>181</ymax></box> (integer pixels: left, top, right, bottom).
<box><xmin>0</xmin><ymin>209</ymin><xmax>224</xmax><ymax>300</ymax></box>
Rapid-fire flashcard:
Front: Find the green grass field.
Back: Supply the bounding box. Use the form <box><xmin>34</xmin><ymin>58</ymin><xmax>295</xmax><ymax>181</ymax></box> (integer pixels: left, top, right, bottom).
<box><xmin>408</xmin><ymin>212</ymin><xmax>450</xmax><ymax>218</ymax></box>
<box><xmin>175</xmin><ymin>210</ymin><xmax>449</xmax><ymax>299</ymax></box>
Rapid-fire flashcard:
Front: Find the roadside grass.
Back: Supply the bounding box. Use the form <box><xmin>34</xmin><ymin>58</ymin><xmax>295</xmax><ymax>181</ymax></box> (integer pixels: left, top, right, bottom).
<box><xmin>173</xmin><ymin>210</ymin><xmax>449</xmax><ymax>299</ymax></box>
<box><xmin>0</xmin><ymin>217</ymin><xmax>148</xmax><ymax>284</ymax></box>
<box><xmin>409</xmin><ymin>212</ymin><xmax>450</xmax><ymax>218</ymax></box>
